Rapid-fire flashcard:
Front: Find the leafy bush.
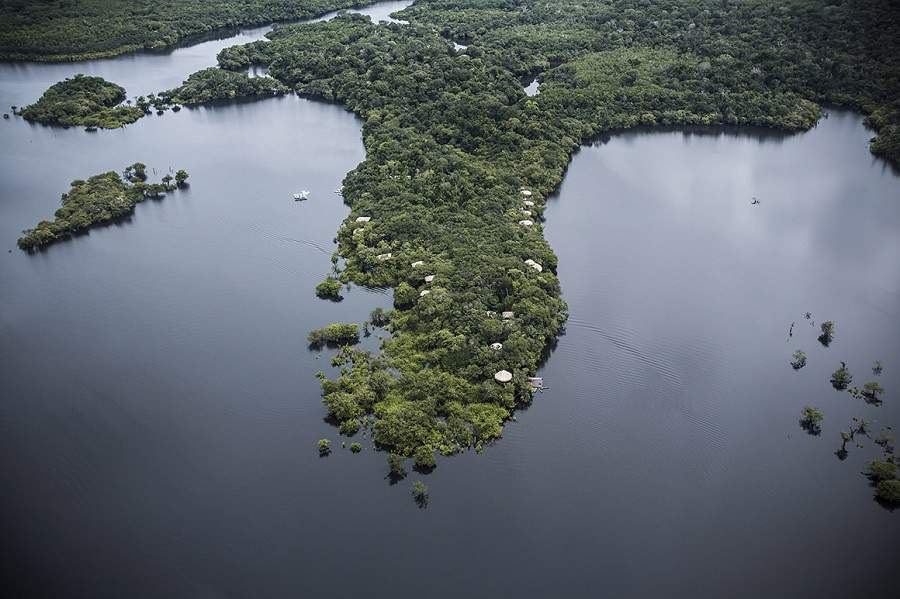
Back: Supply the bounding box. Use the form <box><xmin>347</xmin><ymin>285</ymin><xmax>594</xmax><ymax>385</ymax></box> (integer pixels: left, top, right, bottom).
<box><xmin>318</xmin><ymin>438</ymin><xmax>331</xmax><ymax>456</ymax></box>
<box><xmin>315</xmin><ymin>277</ymin><xmax>343</xmax><ymax>301</ymax></box>
<box><xmin>411</xmin><ymin>480</ymin><xmax>429</xmax><ymax>507</ymax></box>
<box><xmin>307</xmin><ymin>323</ymin><xmax>359</xmax><ymax>348</ymax></box>
<box><xmin>875</xmin><ymin>480</ymin><xmax>900</xmax><ymax>505</ymax></box>
<box><xmin>799</xmin><ymin>406</ymin><xmax>824</xmax><ymax>436</ymax></box>
<box><xmin>831</xmin><ymin>362</ymin><xmax>852</xmax><ymax>390</ymax></box>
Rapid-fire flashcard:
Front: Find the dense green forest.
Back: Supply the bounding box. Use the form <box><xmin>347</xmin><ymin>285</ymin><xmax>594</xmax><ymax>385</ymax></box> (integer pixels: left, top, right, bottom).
<box><xmin>7</xmin><ymin>0</ymin><xmax>898</xmax><ymax>475</ymax></box>
<box><xmin>183</xmin><ymin>1</ymin><xmax>900</xmax><ymax>468</ymax></box>
<box><xmin>18</xmin><ymin>74</ymin><xmax>143</xmax><ymax>128</ymax></box>
<box><xmin>18</xmin><ymin>164</ymin><xmax>187</xmax><ymax>250</ymax></box>
<box><xmin>163</xmin><ymin>67</ymin><xmax>289</xmax><ymax>104</ymax></box>
<box><xmin>0</xmin><ymin>0</ymin><xmax>381</xmax><ymax>61</ymax></box>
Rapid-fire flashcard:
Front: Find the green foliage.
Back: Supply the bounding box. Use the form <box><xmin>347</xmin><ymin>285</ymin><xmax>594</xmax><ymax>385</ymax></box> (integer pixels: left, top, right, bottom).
<box><xmin>862</xmin><ymin>381</ymin><xmax>885</xmax><ymax>405</ymax></box>
<box><xmin>799</xmin><ymin>406</ymin><xmax>823</xmax><ymax>436</ymax></box>
<box><xmin>0</xmin><ymin>0</ymin><xmax>384</xmax><ymax>61</ymax></box>
<box><xmin>175</xmin><ymin>169</ymin><xmax>190</xmax><ymax>187</ymax></box>
<box><xmin>318</xmin><ymin>438</ymin><xmax>331</xmax><ymax>456</ymax></box>
<box><xmin>90</xmin><ymin>0</ymin><xmax>898</xmax><ymax>473</ymax></box>
<box><xmin>791</xmin><ymin>350</ymin><xmax>807</xmax><ymax>370</ymax></box>
<box><xmin>316</xmin><ymin>277</ymin><xmax>343</xmax><ymax>301</ymax></box>
<box><xmin>349</xmin><ymin>442</ymin><xmax>362</xmax><ymax>453</ymax></box>
<box><xmin>387</xmin><ymin>453</ymin><xmax>407</xmax><ymax>479</ymax></box>
<box><xmin>818</xmin><ymin>321</ymin><xmax>835</xmax><ymax>347</ymax></box>
<box><xmin>831</xmin><ymin>362</ymin><xmax>852</xmax><ymax>390</ymax></box>
<box><xmin>875</xmin><ymin>480</ymin><xmax>900</xmax><ymax>505</ymax></box>
<box><xmin>865</xmin><ymin>460</ymin><xmax>897</xmax><ymax>483</ymax></box>
<box><xmin>413</xmin><ymin>446</ymin><xmax>436</xmax><ymax>470</ymax></box>
<box><xmin>17</xmin><ymin>166</ymin><xmax>184</xmax><ymax>250</ymax></box>
<box><xmin>124</xmin><ymin>162</ymin><xmax>147</xmax><ymax>182</ymax></box>
<box><xmin>307</xmin><ymin>323</ymin><xmax>360</xmax><ymax>348</ymax></box>
<box><xmin>163</xmin><ymin>68</ymin><xmax>288</xmax><ymax>105</ymax></box>
<box><xmin>369</xmin><ymin>307</ymin><xmax>391</xmax><ymax>327</ymax></box>
<box><xmin>19</xmin><ymin>74</ymin><xmax>142</xmax><ymax>128</ymax></box>
<box><xmin>411</xmin><ymin>480</ymin><xmax>429</xmax><ymax>506</ymax></box>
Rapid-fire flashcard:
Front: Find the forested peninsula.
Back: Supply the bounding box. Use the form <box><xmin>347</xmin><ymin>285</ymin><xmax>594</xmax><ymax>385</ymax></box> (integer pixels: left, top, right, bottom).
<box><xmin>163</xmin><ymin>0</ymin><xmax>900</xmax><ymax>469</ymax></box>
<box><xmin>0</xmin><ymin>0</ymin><xmax>382</xmax><ymax>61</ymax></box>
<box><xmin>9</xmin><ymin>0</ymin><xmax>899</xmax><ymax>472</ymax></box>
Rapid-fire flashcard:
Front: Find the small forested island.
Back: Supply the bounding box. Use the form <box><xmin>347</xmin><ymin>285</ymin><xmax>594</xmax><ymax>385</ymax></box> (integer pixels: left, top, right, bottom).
<box><xmin>19</xmin><ymin>74</ymin><xmax>143</xmax><ymax>129</ymax></box>
<box><xmin>163</xmin><ymin>68</ymin><xmax>288</xmax><ymax>105</ymax></box>
<box><xmin>18</xmin><ymin>163</ymin><xmax>188</xmax><ymax>250</ymax></box>
<box><xmin>0</xmin><ymin>0</ymin><xmax>382</xmax><ymax>61</ymax></box>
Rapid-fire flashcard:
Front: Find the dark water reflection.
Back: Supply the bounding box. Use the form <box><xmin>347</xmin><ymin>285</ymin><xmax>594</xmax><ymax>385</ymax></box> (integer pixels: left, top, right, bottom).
<box><xmin>2</xmin><ymin>8</ymin><xmax>899</xmax><ymax>596</ymax></box>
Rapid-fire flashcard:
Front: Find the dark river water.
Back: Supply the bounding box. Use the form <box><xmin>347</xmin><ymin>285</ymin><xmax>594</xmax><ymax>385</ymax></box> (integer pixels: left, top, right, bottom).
<box><xmin>2</xmin><ymin>2</ymin><xmax>899</xmax><ymax>596</ymax></box>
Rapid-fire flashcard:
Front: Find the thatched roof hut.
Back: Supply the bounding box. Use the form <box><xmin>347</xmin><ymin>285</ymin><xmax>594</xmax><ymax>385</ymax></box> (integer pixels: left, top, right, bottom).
<box><xmin>523</xmin><ymin>200</ymin><xmax>535</xmax><ymax>207</ymax></box>
<box><xmin>376</xmin><ymin>252</ymin><xmax>392</xmax><ymax>261</ymax></box>
<box><xmin>501</xmin><ymin>311</ymin><xmax>514</xmax><ymax>319</ymax></box>
<box><xmin>494</xmin><ymin>370</ymin><xmax>512</xmax><ymax>383</ymax></box>
<box><xmin>521</xmin><ymin>189</ymin><xmax>533</xmax><ymax>197</ymax></box>
<box><xmin>356</xmin><ymin>216</ymin><xmax>371</xmax><ymax>223</ymax></box>
<box><xmin>424</xmin><ymin>275</ymin><xmax>435</xmax><ymax>283</ymax></box>
<box><xmin>519</xmin><ymin>219</ymin><xmax>533</xmax><ymax>227</ymax></box>
<box><xmin>411</xmin><ymin>260</ymin><xmax>424</xmax><ymax>268</ymax></box>
<box><xmin>419</xmin><ymin>289</ymin><xmax>431</xmax><ymax>297</ymax></box>
<box><xmin>490</xmin><ymin>342</ymin><xmax>503</xmax><ymax>350</ymax></box>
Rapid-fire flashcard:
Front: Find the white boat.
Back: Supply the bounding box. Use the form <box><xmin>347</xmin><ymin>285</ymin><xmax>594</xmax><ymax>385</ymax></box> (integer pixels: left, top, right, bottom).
<box><xmin>296</xmin><ymin>190</ymin><xmax>310</xmax><ymax>200</ymax></box>
<box><xmin>293</xmin><ymin>193</ymin><xmax>301</xmax><ymax>200</ymax></box>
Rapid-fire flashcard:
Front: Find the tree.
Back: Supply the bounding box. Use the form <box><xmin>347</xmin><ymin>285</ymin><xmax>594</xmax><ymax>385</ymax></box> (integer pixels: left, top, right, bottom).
<box><xmin>315</xmin><ymin>277</ymin><xmax>343</xmax><ymax>301</ymax></box>
<box><xmin>318</xmin><ymin>439</ymin><xmax>331</xmax><ymax>456</ymax></box>
<box><xmin>387</xmin><ymin>453</ymin><xmax>407</xmax><ymax>480</ymax></box>
<box><xmin>413</xmin><ymin>446</ymin><xmax>436</xmax><ymax>471</ymax></box>
<box><xmin>125</xmin><ymin>162</ymin><xmax>147</xmax><ymax>181</ymax></box>
<box><xmin>790</xmin><ymin>350</ymin><xmax>807</xmax><ymax>370</ymax></box>
<box><xmin>831</xmin><ymin>362</ymin><xmax>852</xmax><ymax>390</ymax></box>
<box><xmin>350</xmin><ymin>442</ymin><xmax>362</xmax><ymax>453</ymax></box>
<box><xmin>862</xmin><ymin>381</ymin><xmax>885</xmax><ymax>404</ymax></box>
<box><xmin>411</xmin><ymin>480</ymin><xmax>429</xmax><ymax>507</ymax></box>
<box><xmin>799</xmin><ymin>406</ymin><xmax>823</xmax><ymax>435</ymax></box>
<box><xmin>161</xmin><ymin>174</ymin><xmax>174</xmax><ymax>190</ymax></box>
<box><xmin>865</xmin><ymin>460</ymin><xmax>897</xmax><ymax>482</ymax></box>
<box><xmin>875</xmin><ymin>480</ymin><xmax>900</xmax><ymax>505</ymax></box>
<box><xmin>175</xmin><ymin>169</ymin><xmax>189</xmax><ymax>187</ymax></box>
<box><xmin>818</xmin><ymin>321</ymin><xmax>835</xmax><ymax>347</ymax></box>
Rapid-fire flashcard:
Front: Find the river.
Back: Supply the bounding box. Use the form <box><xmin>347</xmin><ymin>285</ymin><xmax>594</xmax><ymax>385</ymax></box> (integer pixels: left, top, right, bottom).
<box><xmin>1</xmin><ymin>2</ymin><xmax>898</xmax><ymax>596</ymax></box>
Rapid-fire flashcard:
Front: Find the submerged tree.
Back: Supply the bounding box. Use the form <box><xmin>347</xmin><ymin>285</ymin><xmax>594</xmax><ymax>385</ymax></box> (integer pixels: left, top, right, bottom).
<box><xmin>837</xmin><ymin>430</ymin><xmax>853</xmax><ymax>460</ymax></box>
<box><xmin>791</xmin><ymin>350</ymin><xmax>807</xmax><ymax>370</ymax></box>
<box><xmin>863</xmin><ymin>382</ymin><xmax>886</xmax><ymax>405</ymax></box>
<box><xmin>818</xmin><ymin>321</ymin><xmax>835</xmax><ymax>347</ymax></box>
<box><xmin>387</xmin><ymin>453</ymin><xmax>407</xmax><ymax>482</ymax></box>
<box><xmin>411</xmin><ymin>480</ymin><xmax>429</xmax><ymax>507</ymax></box>
<box><xmin>175</xmin><ymin>169</ymin><xmax>190</xmax><ymax>187</ymax></box>
<box><xmin>318</xmin><ymin>438</ymin><xmax>331</xmax><ymax>456</ymax></box>
<box><xmin>865</xmin><ymin>460</ymin><xmax>897</xmax><ymax>482</ymax></box>
<box><xmin>831</xmin><ymin>362</ymin><xmax>853</xmax><ymax>390</ymax></box>
<box><xmin>315</xmin><ymin>277</ymin><xmax>343</xmax><ymax>301</ymax></box>
<box><xmin>875</xmin><ymin>480</ymin><xmax>900</xmax><ymax>506</ymax></box>
<box><xmin>799</xmin><ymin>406</ymin><xmax>824</xmax><ymax>435</ymax></box>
